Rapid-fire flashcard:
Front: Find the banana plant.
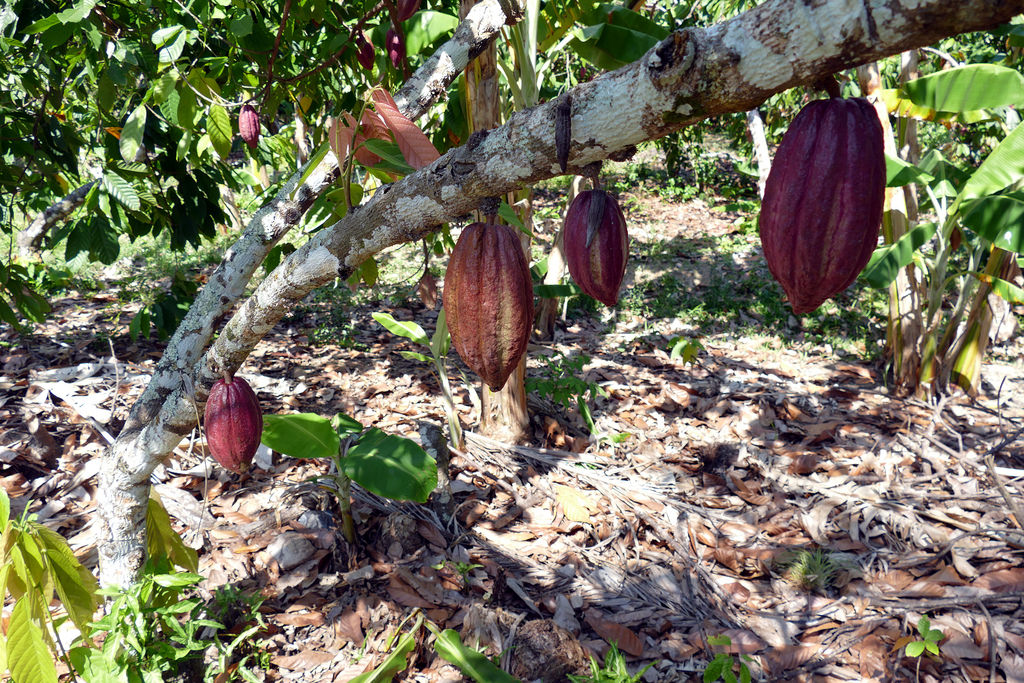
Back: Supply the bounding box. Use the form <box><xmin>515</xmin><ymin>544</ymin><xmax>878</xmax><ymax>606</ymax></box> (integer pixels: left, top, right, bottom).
<box><xmin>861</xmin><ymin>61</ymin><xmax>1024</xmax><ymax>396</ymax></box>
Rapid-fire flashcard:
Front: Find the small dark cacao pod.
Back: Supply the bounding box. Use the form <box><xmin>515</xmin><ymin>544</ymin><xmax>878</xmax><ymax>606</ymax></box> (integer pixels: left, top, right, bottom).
<box><xmin>355</xmin><ymin>32</ymin><xmax>374</xmax><ymax>71</ymax></box>
<box><xmin>386</xmin><ymin>28</ymin><xmax>405</xmax><ymax>69</ymax></box>
<box><xmin>444</xmin><ymin>222</ymin><xmax>534</xmax><ymax>391</ymax></box>
<box><xmin>204</xmin><ymin>375</ymin><xmax>263</xmax><ymax>474</ymax></box>
<box><xmin>759</xmin><ymin>97</ymin><xmax>885</xmax><ymax>314</ymax></box>
<box><xmin>564</xmin><ymin>190</ymin><xmax>629</xmax><ymax>306</ymax></box>
<box><xmin>394</xmin><ymin>0</ymin><xmax>421</xmax><ymax>22</ymax></box>
<box><xmin>238</xmin><ymin>104</ymin><xmax>260</xmax><ymax>150</ymax></box>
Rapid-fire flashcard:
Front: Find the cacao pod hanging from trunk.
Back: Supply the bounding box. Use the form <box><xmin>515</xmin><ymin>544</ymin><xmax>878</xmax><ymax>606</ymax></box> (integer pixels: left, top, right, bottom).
<box><xmin>444</xmin><ymin>222</ymin><xmax>534</xmax><ymax>391</ymax></box>
<box><xmin>564</xmin><ymin>189</ymin><xmax>629</xmax><ymax>306</ymax></box>
<box><xmin>758</xmin><ymin>97</ymin><xmax>885</xmax><ymax>314</ymax></box>
<box><xmin>238</xmin><ymin>104</ymin><xmax>260</xmax><ymax>150</ymax></box>
<box><xmin>204</xmin><ymin>374</ymin><xmax>263</xmax><ymax>473</ymax></box>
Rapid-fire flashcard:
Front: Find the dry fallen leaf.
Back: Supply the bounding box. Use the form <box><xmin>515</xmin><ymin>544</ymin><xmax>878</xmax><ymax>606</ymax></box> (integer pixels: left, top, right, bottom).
<box><xmin>584</xmin><ymin>609</ymin><xmax>645</xmax><ymax>656</ymax></box>
<box><xmin>555</xmin><ymin>484</ymin><xmax>595</xmax><ymax>524</ymax></box>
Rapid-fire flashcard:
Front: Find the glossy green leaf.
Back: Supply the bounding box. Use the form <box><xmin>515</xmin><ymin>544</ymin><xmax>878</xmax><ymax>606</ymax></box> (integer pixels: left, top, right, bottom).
<box><xmin>207</xmin><ymin>104</ymin><xmax>232</xmax><ymax>160</ymax></box>
<box><xmin>861</xmin><ymin>222</ymin><xmax>938</xmax><ymax>289</ymax></box>
<box><xmin>102</xmin><ymin>171</ymin><xmax>140</xmax><ymax>211</ymax></box>
<box><xmin>333</xmin><ymin>412</ymin><xmax>364</xmax><ymax>436</ymax></box>
<box><xmin>262</xmin><ymin>413</ymin><xmax>340</xmax><ymax>459</ymax></box>
<box><xmin>343</xmin><ymin>429</ymin><xmax>437</xmax><ymax>503</ymax></box>
<box><xmin>404</xmin><ymin>11</ymin><xmax>458</xmax><ymax>60</ymax></box>
<box><xmin>119</xmin><ymin>104</ymin><xmax>147</xmax><ymax>163</ymax></box>
<box><xmin>975</xmin><ymin>272</ymin><xmax>1024</xmax><ymax>303</ymax></box>
<box><xmin>885</xmin><ymin>154</ymin><xmax>934</xmax><ymax>187</ymax></box>
<box><xmin>905</xmin><ymin>640</ymin><xmax>926</xmax><ymax>657</ymax></box>
<box><xmin>146</xmin><ymin>493</ymin><xmax>199</xmax><ymax>572</ymax></box>
<box><xmin>32</xmin><ymin>524</ymin><xmax>100</xmax><ymax>634</ymax></box>
<box><xmin>399</xmin><ymin>350</ymin><xmax>431</xmax><ymax>362</ymax></box>
<box><xmin>0</xmin><ymin>488</ymin><xmax>9</xmax><ymax>529</ymax></box>
<box><xmin>954</xmin><ymin>121</ymin><xmax>1024</xmax><ymax>209</ymax></box>
<box><xmin>7</xmin><ymin>596</ymin><xmax>58</xmax><ymax>683</ymax></box>
<box><xmin>362</xmin><ymin>139</ymin><xmax>415</xmax><ymax>176</ymax></box>
<box><xmin>348</xmin><ymin>631</ymin><xmax>418</xmax><ymax>683</ymax></box>
<box><xmin>432</xmin><ymin>629</ymin><xmax>521</xmax><ymax>683</ymax></box>
<box><xmin>372</xmin><ymin>312</ymin><xmax>429</xmax><ymax>346</ymax></box>
<box><xmin>177</xmin><ymin>85</ymin><xmax>196</xmax><ymax>130</ymax></box>
<box><xmin>903</xmin><ymin>64</ymin><xmax>1024</xmax><ymax>112</ymax></box>
<box><xmin>960</xmin><ymin>193</ymin><xmax>1024</xmax><ymax>253</ymax></box>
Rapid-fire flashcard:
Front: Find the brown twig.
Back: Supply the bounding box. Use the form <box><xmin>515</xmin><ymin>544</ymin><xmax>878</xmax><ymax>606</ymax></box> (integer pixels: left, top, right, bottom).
<box><xmin>260</xmin><ymin>0</ymin><xmax>294</xmax><ymax>106</ymax></box>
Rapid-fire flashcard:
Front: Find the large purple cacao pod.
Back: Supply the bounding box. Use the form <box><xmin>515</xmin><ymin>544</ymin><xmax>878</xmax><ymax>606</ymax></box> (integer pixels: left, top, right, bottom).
<box><xmin>759</xmin><ymin>97</ymin><xmax>885</xmax><ymax>314</ymax></box>
<box><xmin>443</xmin><ymin>222</ymin><xmax>534</xmax><ymax>391</ymax></box>
<box><xmin>238</xmin><ymin>104</ymin><xmax>260</xmax><ymax>150</ymax></box>
<box><xmin>204</xmin><ymin>375</ymin><xmax>263</xmax><ymax>474</ymax></box>
<box><xmin>564</xmin><ymin>190</ymin><xmax>629</xmax><ymax>306</ymax></box>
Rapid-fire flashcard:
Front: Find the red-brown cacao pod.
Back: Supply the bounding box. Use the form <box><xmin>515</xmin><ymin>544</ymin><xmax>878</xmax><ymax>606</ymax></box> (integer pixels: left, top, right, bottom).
<box><xmin>394</xmin><ymin>0</ymin><xmax>421</xmax><ymax>22</ymax></box>
<box><xmin>204</xmin><ymin>375</ymin><xmax>262</xmax><ymax>474</ymax></box>
<box><xmin>564</xmin><ymin>190</ymin><xmax>629</xmax><ymax>306</ymax></box>
<box><xmin>443</xmin><ymin>222</ymin><xmax>534</xmax><ymax>391</ymax></box>
<box><xmin>758</xmin><ymin>97</ymin><xmax>885</xmax><ymax>314</ymax></box>
<box><xmin>238</xmin><ymin>104</ymin><xmax>260</xmax><ymax>150</ymax></box>
<box><xmin>386</xmin><ymin>28</ymin><xmax>404</xmax><ymax>69</ymax></box>
<box><xmin>355</xmin><ymin>32</ymin><xmax>374</xmax><ymax>71</ymax></box>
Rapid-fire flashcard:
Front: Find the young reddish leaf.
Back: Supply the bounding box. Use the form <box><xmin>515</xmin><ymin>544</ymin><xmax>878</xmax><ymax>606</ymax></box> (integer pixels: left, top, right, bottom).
<box><xmin>371</xmin><ymin>88</ymin><xmax>440</xmax><ymax>170</ymax></box>
<box><xmin>356</xmin><ymin>109</ymin><xmax>389</xmax><ymax>166</ymax></box>
<box><xmin>328</xmin><ymin>114</ymin><xmax>356</xmax><ymax>164</ymax></box>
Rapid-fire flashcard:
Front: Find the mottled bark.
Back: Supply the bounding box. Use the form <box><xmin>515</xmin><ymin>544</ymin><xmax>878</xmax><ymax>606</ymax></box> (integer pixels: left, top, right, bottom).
<box><xmin>98</xmin><ymin>0</ymin><xmax>1024</xmax><ymax>587</ymax></box>
<box><xmin>17</xmin><ymin>180</ymin><xmax>97</xmax><ymax>259</ymax></box>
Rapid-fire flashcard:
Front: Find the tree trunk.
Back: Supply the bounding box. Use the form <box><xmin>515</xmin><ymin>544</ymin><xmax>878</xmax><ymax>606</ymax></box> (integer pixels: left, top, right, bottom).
<box><xmin>96</xmin><ymin>0</ymin><xmax>1024</xmax><ymax>588</ymax></box>
<box><xmin>535</xmin><ymin>176</ymin><xmax>584</xmax><ymax>340</ymax></box>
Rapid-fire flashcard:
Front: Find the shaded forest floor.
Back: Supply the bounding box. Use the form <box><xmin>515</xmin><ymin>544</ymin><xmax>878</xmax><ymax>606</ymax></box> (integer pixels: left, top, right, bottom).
<box><xmin>2</xmin><ymin>165</ymin><xmax>1024</xmax><ymax>682</ymax></box>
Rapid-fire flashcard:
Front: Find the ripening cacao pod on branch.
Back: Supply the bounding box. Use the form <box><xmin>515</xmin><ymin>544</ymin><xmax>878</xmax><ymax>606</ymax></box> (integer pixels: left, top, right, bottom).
<box><xmin>238</xmin><ymin>104</ymin><xmax>260</xmax><ymax>150</ymax></box>
<box><xmin>564</xmin><ymin>190</ymin><xmax>629</xmax><ymax>306</ymax></box>
<box><xmin>394</xmin><ymin>0</ymin><xmax>421</xmax><ymax>22</ymax></box>
<box><xmin>204</xmin><ymin>374</ymin><xmax>263</xmax><ymax>473</ymax></box>
<box><xmin>386</xmin><ymin>28</ymin><xmax>405</xmax><ymax>69</ymax></box>
<box><xmin>444</xmin><ymin>222</ymin><xmax>534</xmax><ymax>391</ymax></box>
<box><xmin>355</xmin><ymin>32</ymin><xmax>374</xmax><ymax>71</ymax></box>
<box><xmin>758</xmin><ymin>97</ymin><xmax>885</xmax><ymax>314</ymax></box>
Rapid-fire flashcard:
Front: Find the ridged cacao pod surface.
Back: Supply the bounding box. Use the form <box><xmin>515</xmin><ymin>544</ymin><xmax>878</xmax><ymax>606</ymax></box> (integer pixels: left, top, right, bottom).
<box><xmin>759</xmin><ymin>97</ymin><xmax>885</xmax><ymax>314</ymax></box>
<box><xmin>386</xmin><ymin>29</ymin><xmax>404</xmax><ymax>69</ymax></box>
<box><xmin>564</xmin><ymin>190</ymin><xmax>629</xmax><ymax>306</ymax></box>
<box><xmin>204</xmin><ymin>375</ymin><xmax>263</xmax><ymax>473</ymax></box>
<box><xmin>238</xmin><ymin>105</ymin><xmax>260</xmax><ymax>150</ymax></box>
<box><xmin>444</xmin><ymin>222</ymin><xmax>534</xmax><ymax>391</ymax></box>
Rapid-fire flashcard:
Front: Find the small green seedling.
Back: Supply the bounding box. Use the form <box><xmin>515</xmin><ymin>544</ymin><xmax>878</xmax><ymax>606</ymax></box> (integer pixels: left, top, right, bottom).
<box><xmin>703</xmin><ymin>635</ymin><xmax>753</xmax><ymax>683</ymax></box>
<box><xmin>568</xmin><ymin>642</ymin><xmax>655</xmax><ymax>683</ymax></box>
<box><xmin>905</xmin><ymin>615</ymin><xmax>943</xmax><ymax>658</ymax></box>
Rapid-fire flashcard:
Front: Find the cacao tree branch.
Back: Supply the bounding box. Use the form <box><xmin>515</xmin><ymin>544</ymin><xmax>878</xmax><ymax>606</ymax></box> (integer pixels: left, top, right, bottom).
<box><xmin>97</xmin><ymin>0</ymin><xmax>1024</xmax><ymax>588</ymax></box>
<box><xmin>16</xmin><ymin>179</ymin><xmax>97</xmax><ymax>259</ymax></box>
<box><xmin>96</xmin><ymin>0</ymin><xmax>527</xmax><ymax>588</ymax></box>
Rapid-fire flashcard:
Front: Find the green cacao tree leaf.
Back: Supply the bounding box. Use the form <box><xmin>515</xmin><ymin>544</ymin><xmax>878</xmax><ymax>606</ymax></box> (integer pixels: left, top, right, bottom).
<box><xmin>146</xmin><ymin>493</ymin><xmax>199</xmax><ymax>572</ymax></box>
<box><xmin>861</xmin><ymin>222</ymin><xmax>938</xmax><ymax>289</ymax></box>
<box><xmin>903</xmin><ymin>64</ymin><xmax>1024</xmax><ymax>112</ymax></box>
<box><xmin>403</xmin><ymin>11</ymin><xmax>458</xmax><ymax>58</ymax></box>
<box><xmin>101</xmin><ymin>171</ymin><xmax>140</xmax><ymax>211</ymax></box>
<box><xmin>207</xmin><ymin>104</ymin><xmax>232</xmax><ymax>160</ymax></box>
<box><xmin>7</xmin><ymin>595</ymin><xmax>58</xmax><ymax>683</ymax></box>
<box><xmin>32</xmin><ymin>524</ymin><xmax>100</xmax><ymax>635</ymax></box>
<box><xmin>262</xmin><ymin>413</ymin><xmax>340</xmax><ymax>459</ymax></box>
<box><xmin>119</xmin><ymin>103</ymin><xmax>146</xmax><ymax>163</ymax></box>
<box><xmin>0</xmin><ymin>489</ymin><xmax>8</xmax><ymax>529</ymax></box>
<box><xmin>372</xmin><ymin>312</ymin><xmax>430</xmax><ymax>346</ymax></box>
<box><xmin>960</xmin><ymin>193</ymin><xmax>1024</xmax><ymax>253</ymax></box>
<box><xmin>343</xmin><ymin>429</ymin><xmax>437</xmax><ymax>503</ymax></box>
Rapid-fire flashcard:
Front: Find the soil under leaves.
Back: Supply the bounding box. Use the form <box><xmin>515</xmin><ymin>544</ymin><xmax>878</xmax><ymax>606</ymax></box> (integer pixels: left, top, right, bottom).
<box><xmin>2</xmin><ymin>181</ymin><xmax>1024</xmax><ymax>682</ymax></box>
